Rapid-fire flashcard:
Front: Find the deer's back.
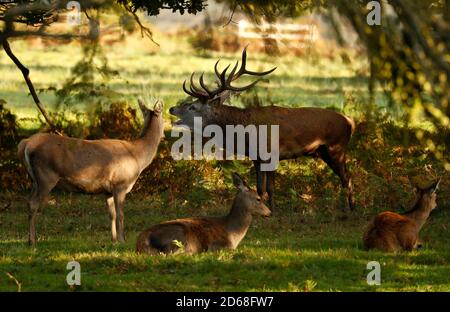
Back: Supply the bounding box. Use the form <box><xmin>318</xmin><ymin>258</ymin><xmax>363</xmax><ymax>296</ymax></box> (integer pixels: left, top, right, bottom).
<box><xmin>363</xmin><ymin>211</ymin><xmax>418</xmax><ymax>252</ymax></box>
<box><xmin>246</xmin><ymin>106</ymin><xmax>354</xmax><ymax>158</ymax></box>
<box><xmin>136</xmin><ymin>217</ymin><xmax>231</xmax><ymax>255</ymax></box>
<box><xmin>19</xmin><ymin>133</ymin><xmax>141</xmax><ymax>193</ymax></box>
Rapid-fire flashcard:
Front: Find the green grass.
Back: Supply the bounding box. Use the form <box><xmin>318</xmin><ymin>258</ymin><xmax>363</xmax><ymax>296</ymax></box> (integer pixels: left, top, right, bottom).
<box><xmin>0</xmin><ymin>34</ymin><xmax>389</xmax><ymax>124</ymax></box>
<box><xmin>1</xmin><ymin>191</ymin><xmax>449</xmax><ymax>292</ymax></box>
<box><xmin>1</xmin><ymin>32</ymin><xmax>449</xmax><ymax>292</ymax></box>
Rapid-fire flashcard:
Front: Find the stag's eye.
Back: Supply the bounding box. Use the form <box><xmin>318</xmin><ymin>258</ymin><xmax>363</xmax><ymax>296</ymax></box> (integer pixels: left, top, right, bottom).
<box><xmin>188</xmin><ymin>106</ymin><xmax>195</xmax><ymax>111</ymax></box>
<box><xmin>256</xmin><ymin>198</ymin><xmax>261</xmax><ymax>202</ymax></box>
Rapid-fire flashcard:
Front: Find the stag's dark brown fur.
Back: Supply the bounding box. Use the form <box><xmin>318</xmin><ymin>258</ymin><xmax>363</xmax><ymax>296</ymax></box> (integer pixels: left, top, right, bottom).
<box><xmin>170</xmin><ymin>48</ymin><xmax>356</xmax><ymax>211</ymax></box>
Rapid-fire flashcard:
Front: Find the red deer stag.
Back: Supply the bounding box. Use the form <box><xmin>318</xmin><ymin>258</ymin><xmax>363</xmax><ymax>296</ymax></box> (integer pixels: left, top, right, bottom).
<box><xmin>136</xmin><ymin>172</ymin><xmax>271</xmax><ymax>255</ymax></box>
<box><xmin>363</xmin><ymin>179</ymin><xmax>440</xmax><ymax>252</ymax></box>
<box><xmin>170</xmin><ymin>48</ymin><xmax>355</xmax><ymax>211</ymax></box>
<box><xmin>18</xmin><ymin>99</ymin><xmax>165</xmax><ymax>245</ymax></box>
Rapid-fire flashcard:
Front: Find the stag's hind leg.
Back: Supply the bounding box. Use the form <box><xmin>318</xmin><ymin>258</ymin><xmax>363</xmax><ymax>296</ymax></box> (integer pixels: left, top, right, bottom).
<box><xmin>318</xmin><ymin>145</ymin><xmax>355</xmax><ymax>211</ymax></box>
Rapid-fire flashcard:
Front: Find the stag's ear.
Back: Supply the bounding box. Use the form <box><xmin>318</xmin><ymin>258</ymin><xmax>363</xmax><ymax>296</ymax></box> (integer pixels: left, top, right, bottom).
<box><xmin>153</xmin><ymin>100</ymin><xmax>163</xmax><ymax>115</ymax></box>
<box><xmin>232</xmin><ymin>172</ymin><xmax>248</xmax><ymax>192</ymax></box>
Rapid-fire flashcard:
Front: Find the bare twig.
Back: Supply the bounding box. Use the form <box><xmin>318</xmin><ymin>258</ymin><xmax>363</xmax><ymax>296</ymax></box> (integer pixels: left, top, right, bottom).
<box><xmin>126</xmin><ymin>7</ymin><xmax>159</xmax><ymax>46</ymax></box>
<box><xmin>6</xmin><ymin>272</ymin><xmax>22</xmax><ymax>292</ymax></box>
<box><xmin>223</xmin><ymin>3</ymin><xmax>238</xmax><ymax>27</ymax></box>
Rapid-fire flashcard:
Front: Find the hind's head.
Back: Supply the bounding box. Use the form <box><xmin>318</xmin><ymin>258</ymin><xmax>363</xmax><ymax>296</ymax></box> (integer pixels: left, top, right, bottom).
<box><xmin>416</xmin><ymin>178</ymin><xmax>441</xmax><ymax>212</ymax></box>
<box><xmin>232</xmin><ymin>172</ymin><xmax>272</xmax><ymax>217</ymax></box>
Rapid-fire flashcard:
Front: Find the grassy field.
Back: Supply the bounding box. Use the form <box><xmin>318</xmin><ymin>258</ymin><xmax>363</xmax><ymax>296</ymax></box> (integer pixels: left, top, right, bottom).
<box><xmin>1</xmin><ymin>191</ymin><xmax>449</xmax><ymax>292</ymax></box>
<box><xmin>1</xmin><ymin>32</ymin><xmax>449</xmax><ymax>292</ymax></box>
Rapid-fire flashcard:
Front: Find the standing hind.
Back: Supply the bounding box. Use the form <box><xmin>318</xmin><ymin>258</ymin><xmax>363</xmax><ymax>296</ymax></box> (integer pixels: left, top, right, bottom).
<box><xmin>18</xmin><ymin>99</ymin><xmax>164</xmax><ymax>245</ymax></box>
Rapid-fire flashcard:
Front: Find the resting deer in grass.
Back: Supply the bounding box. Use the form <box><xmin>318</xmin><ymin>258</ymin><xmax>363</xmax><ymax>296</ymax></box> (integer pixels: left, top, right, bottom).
<box><xmin>363</xmin><ymin>179</ymin><xmax>440</xmax><ymax>252</ymax></box>
<box><xmin>170</xmin><ymin>47</ymin><xmax>355</xmax><ymax>211</ymax></box>
<box><xmin>136</xmin><ymin>172</ymin><xmax>271</xmax><ymax>255</ymax></box>
<box><xmin>18</xmin><ymin>99</ymin><xmax>165</xmax><ymax>245</ymax></box>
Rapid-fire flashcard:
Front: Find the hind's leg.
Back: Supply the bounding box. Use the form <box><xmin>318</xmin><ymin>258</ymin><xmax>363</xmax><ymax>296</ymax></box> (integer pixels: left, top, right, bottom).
<box><xmin>28</xmin><ymin>174</ymin><xmax>58</xmax><ymax>246</ymax></box>
<box><xmin>28</xmin><ymin>186</ymin><xmax>40</xmax><ymax>246</ymax></box>
<box><xmin>113</xmin><ymin>187</ymin><xmax>127</xmax><ymax>242</ymax></box>
<box><xmin>106</xmin><ymin>196</ymin><xmax>117</xmax><ymax>243</ymax></box>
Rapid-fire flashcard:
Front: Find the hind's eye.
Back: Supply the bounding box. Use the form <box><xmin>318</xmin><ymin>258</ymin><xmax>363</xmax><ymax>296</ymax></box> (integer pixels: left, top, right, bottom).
<box><xmin>188</xmin><ymin>106</ymin><xmax>195</xmax><ymax>111</ymax></box>
<box><xmin>257</xmin><ymin>198</ymin><xmax>261</xmax><ymax>202</ymax></box>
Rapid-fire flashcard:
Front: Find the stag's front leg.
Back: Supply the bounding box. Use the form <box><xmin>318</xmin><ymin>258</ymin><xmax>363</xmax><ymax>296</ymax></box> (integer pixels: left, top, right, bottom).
<box><xmin>266</xmin><ymin>170</ymin><xmax>275</xmax><ymax>211</ymax></box>
<box><xmin>254</xmin><ymin>161</ymin><xmax>267</xmax><ymax>197</ymax></box>
<box><xmin>113</xmin><ymin>188</ymin><xmax>127</xmax><ymax>242</ymax></box>
<box><xmin>106</xmin><ymin>196</ymin><xmax>117</xmax><ymax>243</ymax></box>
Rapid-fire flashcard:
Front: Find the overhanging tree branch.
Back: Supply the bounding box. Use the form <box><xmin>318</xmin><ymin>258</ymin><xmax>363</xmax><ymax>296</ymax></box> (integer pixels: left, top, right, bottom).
<box><xmin>0</xmin><ymin>30</ymin><xmax>59</xmax><ymax>132</ymax></box>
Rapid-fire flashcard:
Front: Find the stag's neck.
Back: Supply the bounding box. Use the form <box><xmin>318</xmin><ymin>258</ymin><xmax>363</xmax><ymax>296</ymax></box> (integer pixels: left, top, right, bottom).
<box><xmin>131</xmin><ymin>118</ymin><xmax>162</xmax><ymax>170</ymax></box>
<box><xmin>222</xmin><ymin>197</ymin><xmax>253</xmax><ymax>249</ymax></box>
<box><xmin>208</xmin><ymin>105</ymin><xmax>252</xmax><ymax>127</ymax></box>
<box><xmin>403</xmin><ymin>198</ymin><xmax>432</xmax><ymax>230</ymax></box>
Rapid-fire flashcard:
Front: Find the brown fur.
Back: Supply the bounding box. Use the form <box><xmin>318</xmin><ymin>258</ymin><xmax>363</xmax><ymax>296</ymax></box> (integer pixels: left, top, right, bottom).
<box><xmin>363</xmin><ymin>181</ymin><xmax>439</xmax><ymax>252</ymax></box>
<box><xmin>171</xmin><ymin>102</ymin><xmax>355</xmax><ymax>211</ymax></box>
<box><xmin>136</xmin><ymin>173</ymin><xmax>272</xmax><ymax>255</ymax></box>
<box><xmin>19</xmin><ymin>100</ymin><xmax>165</xmax><ymax>245</ymax></box>
<box><xmin>136</xmin><ymin>218</ymin><xmax>231</xmax><ymax>254</ymax></box>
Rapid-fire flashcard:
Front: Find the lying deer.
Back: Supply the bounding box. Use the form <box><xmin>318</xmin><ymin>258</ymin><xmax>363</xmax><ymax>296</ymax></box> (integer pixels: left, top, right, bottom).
<box><xmin>363</xmin><ymin>179</ymin><xmax>440</xmax><ymax>252</ymax></box>
<box><xmin>136</xmin><ymin>172</ymin><xmax>271</xmax><ymax>255</ymax></box>
<box><xmin>18</xmin><ymin>99</ymin><xmax>165</xmax><ymax>245</ymax></box>
<box><xmin>170</xmin><ymin>48</ymin><xmax>355</xmax><ymax>211</ymax></box>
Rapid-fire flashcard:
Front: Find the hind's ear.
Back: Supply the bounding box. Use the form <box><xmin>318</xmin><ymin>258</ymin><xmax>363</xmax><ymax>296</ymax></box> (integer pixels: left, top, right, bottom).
<box><xmin>426</xmin><ymin>178</ymin><xmax>441</xmax><ymax>194</ymax></box>
<box><xmin>137</xmin><ymin>98</ymin><xmax>149</xmax><ymax>114</ymax></box>
<box><xmin>232</xmin><ymin>172</ymin><xmax>248</xmax><ymax>192</ymax></box>
<box><xmin>153</xmin><ymin>100</ymin><xmax>163</xmax><ymax>114</ymax></box>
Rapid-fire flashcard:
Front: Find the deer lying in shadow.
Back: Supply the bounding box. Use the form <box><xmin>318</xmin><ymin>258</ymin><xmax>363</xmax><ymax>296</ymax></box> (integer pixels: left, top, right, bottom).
<box><xmin>136</xmin><ymin>173</ymin><xmax>272</xmax><ymax>255</ymax></box>
<box><xmin>18</xmin><ymin>99</ymin><xmax>165</xmax><ymax>245</ymax></box>
<box><xmin>363</xmin><ymin>179</ymin><xmax>440</xmax><ymax>252</ymax></box>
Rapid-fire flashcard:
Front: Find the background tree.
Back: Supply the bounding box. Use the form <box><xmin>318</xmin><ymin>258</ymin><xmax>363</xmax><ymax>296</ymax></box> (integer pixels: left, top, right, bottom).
<box><xmin>0</xmin><ymin>0</ymin><xmax>206</xmax><ymax>131</ymax></box>
<box><xmin>219</xmin><ymin>0</ymin><xmax>449</xmax><ymax>164</ymax></box>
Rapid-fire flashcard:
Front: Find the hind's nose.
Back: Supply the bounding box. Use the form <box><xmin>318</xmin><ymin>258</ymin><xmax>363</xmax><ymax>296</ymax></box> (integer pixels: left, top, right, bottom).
<box><xmin>169</xmin><ymin>107</ymin><xmax>174</xmax><ymax>114</ymax></box>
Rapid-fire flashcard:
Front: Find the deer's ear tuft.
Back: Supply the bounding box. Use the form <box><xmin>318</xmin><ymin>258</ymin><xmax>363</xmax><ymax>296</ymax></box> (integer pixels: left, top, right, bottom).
<box><xmin>138</xmin><ymin>98</ymin><xmax>148</xmax><ymax>112</ymax></box>
<box><xmin>153</xmin><ymin>100</ymin><xmax>163</xmax><ymax>114</ymax></box>
<box><xmin>427</xmin><ymin>178</ymin><xmax>441</xmax><ymax>194</ymax></box>
<box><xmin>232</xmin><ymin>172</ymin><xmax>248</xmax><ymax>191</ymax></box>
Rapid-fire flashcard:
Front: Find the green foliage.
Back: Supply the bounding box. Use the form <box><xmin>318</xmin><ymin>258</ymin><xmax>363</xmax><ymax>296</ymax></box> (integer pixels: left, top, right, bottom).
<box><xmin>54</xmin><ymin>42</ymin><xmax>121</xmax><ymax>108</ymax></box>
<box><xmin>0</xmin><ymin>100</ymin><xmax>17</xmax><ymax>148</ymax></box>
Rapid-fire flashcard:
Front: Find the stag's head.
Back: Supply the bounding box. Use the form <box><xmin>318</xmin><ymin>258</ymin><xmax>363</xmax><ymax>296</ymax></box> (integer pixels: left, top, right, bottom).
<box><xmin>169</xmin><ymin>47</ymin><xmax>276</xmax><ymax>130</ymax></box>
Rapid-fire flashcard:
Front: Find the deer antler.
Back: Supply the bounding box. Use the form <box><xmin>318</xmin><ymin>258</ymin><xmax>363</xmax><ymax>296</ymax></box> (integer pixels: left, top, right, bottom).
<box><xmin>183</xmin><ymin>47</ymin><xmax>276</xmax><ymax>102</ymax></box>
